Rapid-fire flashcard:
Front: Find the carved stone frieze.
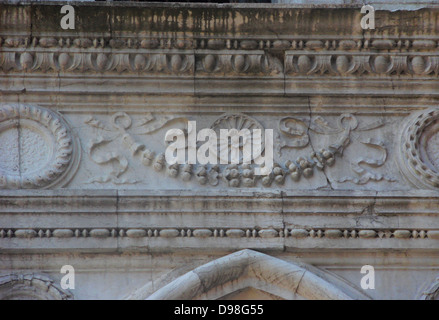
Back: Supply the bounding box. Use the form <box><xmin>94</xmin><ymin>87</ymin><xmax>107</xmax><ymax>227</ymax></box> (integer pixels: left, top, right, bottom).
<box><xmin>1</xmin><ymin>105</ymin><xmax>426</xmax><ymax>191</ymax></box>
<box><xmin>2</xmin><ymin>2</ymin><xmax>439</xmax><ymax>300</ymax></box>
<box><xmin>83</xmin><ymin>111</ymin><xmax>392</xmax><ymax>188</ymax></box>
<box><xmin>1</xmin><ymin>36</ymin><xmax>438</xmax><ymax>51</ymax></box>
<box><xmin>1</xmin><ymin>226</ymin><xmax>437</xmax><ymax>241</ymax></box>
<box><xmin>285</xmin><ymin>53</ymin><xmax>439</xmax><ymax>76</ymax></box>
<box><xmin>2</xmin><ymin>49</ymin><xmax>439</xmax><ymax>78</ymax></box>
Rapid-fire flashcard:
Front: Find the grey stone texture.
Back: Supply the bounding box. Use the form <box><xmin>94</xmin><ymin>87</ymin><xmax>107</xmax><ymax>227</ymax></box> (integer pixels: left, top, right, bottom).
<box><xmin>1</xmin><ymin>2</ymin><xmax>439</xmax><ymax>299</ymax></box>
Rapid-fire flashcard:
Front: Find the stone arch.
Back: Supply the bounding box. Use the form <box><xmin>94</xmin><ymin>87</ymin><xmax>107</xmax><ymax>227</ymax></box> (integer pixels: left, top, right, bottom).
<box><xmin>417</xmin><ymin>275</ymin><xmax>439</xmax><ymax>300</ymax></box>
<box><xmin>0</xmin><ymin>273</ymin><xmax>73</xmax><ymax>300</ymax></box>
<box><xmin>130</xmin><ymin>250</ymin><xmax>369</xmax><ymax>300</ymax></box>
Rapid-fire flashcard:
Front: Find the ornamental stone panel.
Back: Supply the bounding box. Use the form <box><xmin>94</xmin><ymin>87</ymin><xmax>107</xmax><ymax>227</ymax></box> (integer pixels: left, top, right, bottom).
<box><xmin>1</xmin><ymin>1</ymin><xmax>439</xmax><ymax>300</ymax></box>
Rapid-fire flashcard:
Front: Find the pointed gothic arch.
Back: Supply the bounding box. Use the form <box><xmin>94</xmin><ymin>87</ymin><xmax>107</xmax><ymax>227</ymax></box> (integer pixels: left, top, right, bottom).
<box><xmin>128</xmin><ymin>250</ymin><xmax>370</xmax><ymax>300</ymax></box>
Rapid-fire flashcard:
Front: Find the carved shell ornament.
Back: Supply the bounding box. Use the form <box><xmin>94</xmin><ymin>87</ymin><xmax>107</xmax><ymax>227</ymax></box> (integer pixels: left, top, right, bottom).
<box><xmin>398</xmin><ymin>108</ymin><xmax>439</xmax><ymax>189</ymax></box>
<box><xmin>0</xmin><ymin>104</ymin><xmax>79</xmax><ymax>189</ymax></box>
<box><xmin>209</xmin><ymin>113</ymin><xmax>265</xmax><ymax>164</ymax></box>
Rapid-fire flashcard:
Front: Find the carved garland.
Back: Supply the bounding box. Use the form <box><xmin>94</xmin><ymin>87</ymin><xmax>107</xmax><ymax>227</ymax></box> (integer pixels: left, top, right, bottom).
<box><xmin>86</xmin><ymin>113</ymin><xmax>343</xmax><ymax>187</ymax></box>
<box><xmin>85</xmin><ymin>112</ymin><xmax>392</xmax><ymax>187</ymax></box>
<box><xmin>0</xmin><ymin>104</ymin><xmax>76</xmax><ymax>189</ymax></box>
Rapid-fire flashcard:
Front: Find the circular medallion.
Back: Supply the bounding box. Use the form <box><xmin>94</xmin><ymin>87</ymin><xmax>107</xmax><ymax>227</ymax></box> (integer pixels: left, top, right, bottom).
<box><xmin>0</xmin><ymin>104</ymin><xmax>78</xmax><ymax>189</ymax></box>
<box><xmin>398</xmin><ymin>108</ymin><xmax>439</xmax><ymax>189</ymax></box>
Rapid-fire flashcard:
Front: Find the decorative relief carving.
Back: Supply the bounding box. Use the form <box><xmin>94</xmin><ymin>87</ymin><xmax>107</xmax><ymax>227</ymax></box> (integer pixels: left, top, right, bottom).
<box><xmin>398</xmin><ymin>108</ymin><xmax>439</xmax><ymax>189</ymax></box>
<box><xmin>86</xmin><ymin>112</ymin><xmax>185</xmax><ymax>184</ymax></box>
<box><xmin>210</xmin><ymin>113</ymin><xmax>265</xmax><ymax>163</ymax></box>
<box><xmin>338</xmin><ymin>139</ymin><xmax>395</xmax><ymax>185</ymax></box>
<box><xmin>1</xmin><ymin>227</ymin><xmax>437</xmax><ymax>241</ymax></box>
<box><xmin>85</xmin><ymin>112</ymin><xmax>391</xmax><ymax>187</ymax></box>
<box><xmin>1</xmin><ymin>51</ymin><xmax>195</xmax><ymax>74</ymax></box>
<box><xmin>0</xmin><ymin>104</ymin><xmax>78</xmax><ymax>189</ymax></box>
<box><xmin>279</xmin><ymin>117</ymin><xmax>309</xmax><ymax>149</ymax></box>
<box><xmin>3</xmin><ymin>51</ymin><xmax>439</xmax><ymax>77</ymax></box>
<box><xmin>285</xmin><ymin>54</ymin><xmax>439</xmax><ymax>76</ymax></box>
<box><xmin>197</xmin><ymin>54</ymin><xmax>283</xmax><ymax>75</ymax></box>
<box><xmin>280</xmin><ymin>113</ymin><xmax>393</xmax><ymax>185</ymax></box>
<box><xmin>312</xmin><ymin>114</ymin><xmax>395</xmax><ymax>185</ymax></box>
<box><xmin>87</xmin><ymin>113</ymin><xmax>213</xmax><ymax>186</ymax></box>
<box><xmin>1</xmin><ymin>36</ymin><xmax>438</xmax><ymax>77</ymax></box>
<box><xmin>1</xmin><ymin>36</ymin><xmax>438</xmax><ymax>52</ymax></box>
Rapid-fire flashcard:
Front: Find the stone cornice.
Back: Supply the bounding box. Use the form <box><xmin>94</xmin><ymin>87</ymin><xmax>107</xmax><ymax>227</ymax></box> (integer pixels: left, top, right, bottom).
<box><xmin>3</xmin><ymin>2</ymin><xmax>439</xmax><ymax>36</ymax></box>
<box><xmin>2</xmin><ymin>3</ymin><xmax>439</xmax><ymax>96</ymax></box>
<box><xmin>1</xmin><ymin>189</ymin><xmax>438</xmax><ymax>214</ymax></box>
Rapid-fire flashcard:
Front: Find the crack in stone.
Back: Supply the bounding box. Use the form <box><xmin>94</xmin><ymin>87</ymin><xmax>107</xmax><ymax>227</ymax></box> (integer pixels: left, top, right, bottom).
<box><xmin>307</xmin><ymin>96</ymin><xmax>334</xmax><ymax>190</ymax></box>
<box><xmin>116</xmin><ymin>189</ymin><xmax>120</xmax><ymax>252</ymax></box>
<box><xmin>294</xmin><ymin>270</ymin><xmax>306</xmax><ymax>295</ymax></box>
<box><xmin>17</xmin><ymin>113</ymin><xmax>22</xmax><ymax>184</ymax></box>
<box><xmin>355</xmin><ymin>191</ymin><xmax>379</xmax><ymax>228</ymax></box>
<box><xmin>360</xmin><ymin>192</ymin><xmax>377</xmax><ymax>216</ymax></box>
<box><xmin>280</xmin><ymin>190</ymin><xmax>286</xmax><ymax>252</ymax></box>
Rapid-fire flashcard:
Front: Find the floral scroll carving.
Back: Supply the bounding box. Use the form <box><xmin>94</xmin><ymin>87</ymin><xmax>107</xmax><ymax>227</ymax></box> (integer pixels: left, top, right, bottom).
<box><xmin>85</xmin><ymin>112</ymin><xmax>392</xmax><ymax>188</ymax></box>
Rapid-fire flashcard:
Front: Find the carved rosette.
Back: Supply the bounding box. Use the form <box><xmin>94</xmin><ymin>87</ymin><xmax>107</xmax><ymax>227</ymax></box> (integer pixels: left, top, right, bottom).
<box><xmin>0</xmin><ymin>104</ymin><xmax>78</xmax><ymax>189</ymax></box>
<box><xmin>398</xmin><ymin>108</ymin><xmax>439</xmax><ymax>189</ymax></box>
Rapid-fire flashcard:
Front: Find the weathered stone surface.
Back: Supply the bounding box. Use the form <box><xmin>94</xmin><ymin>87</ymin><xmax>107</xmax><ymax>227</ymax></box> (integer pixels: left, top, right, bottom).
<box><xmin>1</xmin><ymin>2</ymin><xmax>439</xmax><ymax>300</ymax></box>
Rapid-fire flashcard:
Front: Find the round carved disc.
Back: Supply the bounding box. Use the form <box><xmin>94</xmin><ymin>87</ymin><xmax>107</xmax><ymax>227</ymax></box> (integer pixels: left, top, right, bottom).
<box><xmin>0</xmin><ymin>104</ymin><xmax>76</xmax><ymax>189</ymax></box>
<box><xmin>398</xmin><ymin>108</ymin><xmax>439</xmax><ymax>189</ymax></box>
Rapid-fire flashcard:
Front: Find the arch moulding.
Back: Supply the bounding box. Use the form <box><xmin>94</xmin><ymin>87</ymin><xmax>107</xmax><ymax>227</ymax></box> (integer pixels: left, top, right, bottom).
<box><xmin>127</xmin><ymin>250</ymin><xmax>370</xmax><ymax>300</ymax></box>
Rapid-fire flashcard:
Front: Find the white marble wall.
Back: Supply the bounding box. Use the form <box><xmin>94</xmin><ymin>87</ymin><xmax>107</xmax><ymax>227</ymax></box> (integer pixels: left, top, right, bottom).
<box><xmin>1</xmin><ymin>2</ymin><xmax>439</xmax><ymax>300</ymax></box>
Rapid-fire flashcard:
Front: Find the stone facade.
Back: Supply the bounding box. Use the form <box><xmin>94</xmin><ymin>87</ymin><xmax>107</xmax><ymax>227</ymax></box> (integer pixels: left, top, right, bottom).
<box><xmin>1</xmin><ymin>1</ymin><xmax>439</xmax><ymax>300</ymax></box>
